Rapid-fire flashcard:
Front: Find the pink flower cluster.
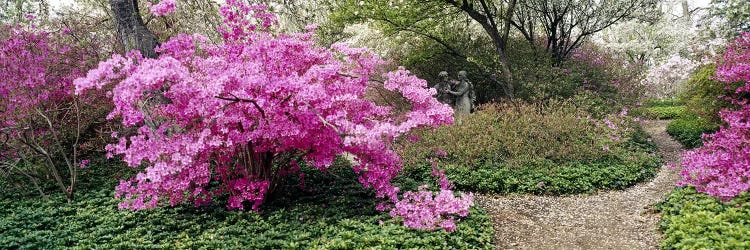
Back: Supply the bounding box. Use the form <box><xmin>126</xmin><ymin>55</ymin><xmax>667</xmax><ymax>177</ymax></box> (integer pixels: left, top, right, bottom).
<box><xmin>75</xmin><ymin>1</ymin><xmax>468</xmax><ymax>231</ymax></box>
<box><xmin>678</xmin><ymin>32</ymin><xmax>750</xmax><ymax>200</ymax></box>
<box><xmin>390</xmin><ymin>185</ymin><xmax>473</xmax><ymax>232</ymax></box>
<box><xmin>147</xmin><ymin>0</ymin><xmax>176</xmax><ymax>17</ymax></box>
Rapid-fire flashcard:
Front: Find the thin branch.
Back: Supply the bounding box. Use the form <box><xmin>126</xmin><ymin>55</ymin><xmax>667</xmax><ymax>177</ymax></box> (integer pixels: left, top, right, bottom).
<box><xmin>215</xmin><ymin>94</ymin><xmax>268</xmax><ymax>122</ymax></box>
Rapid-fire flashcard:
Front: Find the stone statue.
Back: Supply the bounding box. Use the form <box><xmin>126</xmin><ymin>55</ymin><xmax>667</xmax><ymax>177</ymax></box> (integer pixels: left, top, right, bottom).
<box><xmin>433</xmin><ymin>71</ymin><xmax>454</xmax><ymax>105</ymax></box>
<box><xmin>446</xmin><ymin>71</ymin><xmax>473</xmax><ymax>116</ymax></box>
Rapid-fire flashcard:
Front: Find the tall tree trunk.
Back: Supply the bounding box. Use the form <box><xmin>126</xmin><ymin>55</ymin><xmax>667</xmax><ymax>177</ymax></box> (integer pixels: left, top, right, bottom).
<box><xmin>499</xmin><ymin>0</ymin><xmax>517</xmax><ymax>98</ymax></box>
<box><xmin>449</xmin><ymin>0</ymin><xmax>515</xmax><ymax>98</ymax></box>
<box><xmin>109</xmin><ymin>0</ymin><xmax>158</xmax><ymax>58</ymax></box>
<box><xmin>681</xmin><ymin>0</ymin><xmax>691</xmax><ymax>21</ymax></box>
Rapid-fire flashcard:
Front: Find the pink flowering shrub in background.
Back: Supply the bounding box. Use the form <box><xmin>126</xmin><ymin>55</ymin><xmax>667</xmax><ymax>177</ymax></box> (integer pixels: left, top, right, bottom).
<box><xmin>678</xmin><ymin>32</ymin><xmax>750</xmax><ymax>200</ymax></box>
<box><xmin>642</xmin><ymin>55</ymin><xmax>700</xmax><ymax>99</ymax></box>
<box><xmin>75</xmin><ymin>0</ymin><xmax>471</xmax><ymax>231</ymax></box>
<box><xmin>0</xmin><ymin>22</ymin><xmax>105</xmax><ymax>201</ymax></box>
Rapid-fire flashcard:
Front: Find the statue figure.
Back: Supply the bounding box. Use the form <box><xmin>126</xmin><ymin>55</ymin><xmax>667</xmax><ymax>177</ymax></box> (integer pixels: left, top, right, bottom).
<box><xmin>446</xmin><ymin>71</ymin><xmax>474</xmax><ymax>116</ymax></box>
<box><xmin>433</xmin><ymin>71</ymin><xmax>453</xmax><ymax>105</ymax></box>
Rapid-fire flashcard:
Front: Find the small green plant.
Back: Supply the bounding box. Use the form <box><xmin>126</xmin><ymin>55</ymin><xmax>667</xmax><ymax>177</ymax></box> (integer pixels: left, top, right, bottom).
<box><xmin>655</xmin><ymin>187</ymin><xmax>750</xmax><ymax>249</ymax></box>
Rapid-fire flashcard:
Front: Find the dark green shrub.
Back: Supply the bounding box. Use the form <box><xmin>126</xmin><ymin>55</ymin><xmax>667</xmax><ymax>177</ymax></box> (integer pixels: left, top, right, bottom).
<box><xmin>397</xmin><ymin>101</ymin><xmax>661</xmax><ymax>195</ymax></box>
<box><xmin>437</xmin><ymin>152</ymin><xmax>660</xmax><ymax>195</ymax></box>
<box><xmin>666</xmin><ymin>115</ymin><xmax>720</xmax><ymax>149</ymax></box>
<box><xmin>655</xmin><ymin>187</ymin><xmax>750</xmax><ymax>249</ymax></box>
<box><xmin>642</xmin><ymin>106</ymin><xmax>687</xmax><ymax>120</ymax></box>
<box><xmin>0</xmin><ymin>160</ymin><xmax>495</xmax><ymax>249</ymax></box>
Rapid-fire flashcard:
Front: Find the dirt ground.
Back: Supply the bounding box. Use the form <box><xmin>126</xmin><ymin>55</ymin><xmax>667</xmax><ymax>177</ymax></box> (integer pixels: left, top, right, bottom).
<box><xmin>475</xmin><ymin>120</ymin><xmax>683</xmax><ymax>250</ymax></box>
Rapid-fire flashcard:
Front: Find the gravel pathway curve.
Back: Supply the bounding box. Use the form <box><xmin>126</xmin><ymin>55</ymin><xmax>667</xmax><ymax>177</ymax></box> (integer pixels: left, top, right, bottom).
<box><xmin>476</xmin><ymin>120</ymin><xmax>683</xmax><ymax>249</ymax></box>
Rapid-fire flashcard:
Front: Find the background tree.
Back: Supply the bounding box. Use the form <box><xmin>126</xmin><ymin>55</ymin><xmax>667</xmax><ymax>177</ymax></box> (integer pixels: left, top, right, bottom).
<box><xmin>511</xmin><ymin>0</ymin><xmax>659</xmax><ymax>64</ymax></box>
<box><xmin>332</xmin><ymin>0</ymin><xmax>655</xmax><ymax>101</ymax></box>
<box><xmin>708</xmin><ymin>0</ymin><xmax>750</xmax><ymax>38</ymax></box>
<box><xmin>334</xmin><ymin>0</ymin><xmax>518</xmax><ymax>98</ymax></box>
<box><xmin>108</xmin><ymin>0</ymin><xmax>159</xmax><ymax>58</ymax></box>
<box><xmin>0</xmin><ymin>0</ymin><xmax>48</xmax><ymax>23</ymax></box>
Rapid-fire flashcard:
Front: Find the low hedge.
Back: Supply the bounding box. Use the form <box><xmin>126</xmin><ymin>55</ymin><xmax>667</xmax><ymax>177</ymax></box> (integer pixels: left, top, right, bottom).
<box><xmin>665</xmin><ymin>115</ymin><xmax>720</xmax><ymax>149</ymax></box>
<box><xmin>656</xmin><ymin>187</ymin><xmax>750</xmax><ymax>249</ymax></box>
<box><xmin>645</xmin><ymin>99</ymin><xmax>684</xmax><ymax>108</ymax></box>
<box><xmin>403</xmin><ymin>152</ymin><xmax>660</xmax><ymax>195</ymax></box>
<box><xmin>643</xmin><ymin>106</ymin><xmax>686</xmax><ymax>120</ymax></box>
<box><xmin>0</xmin><ymin>161</ymin><xmax>494</xmax><ymax>249</ymax></box>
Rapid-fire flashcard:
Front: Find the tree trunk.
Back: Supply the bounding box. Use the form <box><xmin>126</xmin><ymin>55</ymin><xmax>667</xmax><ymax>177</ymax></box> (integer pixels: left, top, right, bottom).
<box><xmin>109</xmin><ymin>0</ymin><xmax>159</xmax><ymax>58</ymax></box>
<box><xmin>450</xmin><ymin>0</ymin><xmax>515</xmax><ymax>99</ymax></box>
<box><xmin>681</xmin><ymin>0</ymin><xmax>691</xmax><ymax>21</ymax></box>
<box><xmin>499</xmin><ymin>0</ymin><xmax>517</xmax><ymax>98</ymax></box>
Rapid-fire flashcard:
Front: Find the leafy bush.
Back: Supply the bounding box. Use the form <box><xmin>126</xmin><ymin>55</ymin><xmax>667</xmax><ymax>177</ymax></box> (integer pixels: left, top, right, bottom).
<box><xmin>655</xmin><ymin>187</ymin><xmax>750</xmax><ymax>249</ymax></box>
<box><xmin>568</xmin><ymin>89</ymin><xmax>630</xmax><ymax>118</ymax></box>
<box><xmin>643</xmin><ymin>106</ymin><xmax>686</xmax><ymax>120</ymax></box>
<box><xmin>629</xmin><ymin>98</ymin><xmax>682</xmax><ymax>120</ymax></box>
<box><xmin>410</xmin><ymin>153</ymin><xmax>660</xmax><ymax>195</ymax></box>
<box><xmin>0</xmin><ymin>160</ymin><xmax>494</xmax><ymax>249</ymax></box>
<box><xmin>680</xmin><ymin>64</ymin><xmax>737</xmax><ymax>123</ymax></box>
<box><xmin>645</xmin><ymin>99</ymin><xmax>684</xmax><ymax>108</ymax></box>
<box><xmin>666</xmin><ymin>115</ymin><xmax>720</xmax><ymax>149</ymax></box>
<box><xmin>397</xmin><ymin>101</ymin><xmax>661</xmax><ymax>195</ymax></box>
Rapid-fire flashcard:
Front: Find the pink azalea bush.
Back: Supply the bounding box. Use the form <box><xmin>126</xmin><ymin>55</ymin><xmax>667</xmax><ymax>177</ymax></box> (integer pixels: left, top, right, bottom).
<box><xmin>678</xmin><ymin>32</ymin><xmax>750</xmax><ymax>200</ymax></box>
<box><xmin>75</xmin><ymin>0</ymin><xmax>471</xmax><ymax>231</ymax></box>
<box><xmin>0</xmin><ymin>22</ymin><xmax>104</xmax><ymax>201</ymax></box>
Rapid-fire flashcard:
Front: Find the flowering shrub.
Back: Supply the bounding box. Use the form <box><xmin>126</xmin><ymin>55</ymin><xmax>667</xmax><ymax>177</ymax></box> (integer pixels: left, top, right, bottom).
<box><xmin>390</xmin><ymin>186</ymin><xmax>473</xmax><ymax>232</ymax></box>
<box><xmin>678</xmin><ymin>32</ymin><xmax>750</xmax><ymax>200</ymax></box>
<box><xmin>517</xmin><ymin>44</ymin><xmax>645</xmax><ymax>109</ymax></box>
<box><xmin>642</xmin><ymin>55</ymin><xmax>700</xmax><ymax>99</ymax></box>
<box><xmin>75</xmin><ymin>0</ymin><xmax>470</xmax><ymax>231</ymax></box>
<box><xmin>0</xmin><ymin>22</ymin><xmax>105</xmax><ymax>201</ymax></box>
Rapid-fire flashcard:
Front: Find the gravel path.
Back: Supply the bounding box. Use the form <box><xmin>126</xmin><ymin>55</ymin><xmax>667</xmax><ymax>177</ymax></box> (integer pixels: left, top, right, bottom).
<box><xmin>476</xmin><ymin>120</ymin><xmax>683</xmax><ymax>249</ymax></box>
